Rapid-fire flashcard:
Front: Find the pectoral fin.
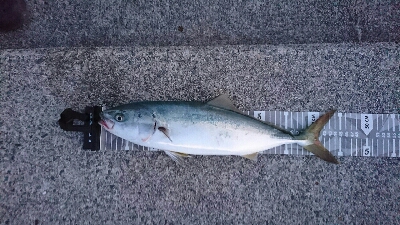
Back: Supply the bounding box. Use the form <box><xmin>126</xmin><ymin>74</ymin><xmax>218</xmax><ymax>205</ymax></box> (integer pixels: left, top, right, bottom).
<box><xmin>164</xmin><ymin>150</ymin><xmax>191</xmax><ymax>164</ymax></box>
<box><xmin>158</xmin><ymin>127</ymin><xmax>172</xmax><ymax>142</ymax></box>
<box><xmin>241</xmin><ymin>152</ymin><xmax>258</xmax><ymax>161</ymax></box>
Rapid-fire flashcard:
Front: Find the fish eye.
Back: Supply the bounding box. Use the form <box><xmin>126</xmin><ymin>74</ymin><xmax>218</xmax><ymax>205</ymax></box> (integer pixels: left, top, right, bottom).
<box><xmin>115</xmin><ymin>113</ymin><xmax>124</xmax><ymax>122</ymax></box>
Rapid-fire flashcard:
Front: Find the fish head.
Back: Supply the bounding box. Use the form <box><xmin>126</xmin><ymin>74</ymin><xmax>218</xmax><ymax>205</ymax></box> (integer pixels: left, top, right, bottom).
<box><xmin>99</xmin><ymin>106</ymin><xmax>155</xmax><ymax>143</ymax></box>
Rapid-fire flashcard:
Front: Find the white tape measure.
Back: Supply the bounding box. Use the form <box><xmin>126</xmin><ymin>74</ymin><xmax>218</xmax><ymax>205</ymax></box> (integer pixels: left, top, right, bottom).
<box><xmin>100</xmin><ymin>111</ymin><xmax>400</xmax><ymax>158</ymax></box>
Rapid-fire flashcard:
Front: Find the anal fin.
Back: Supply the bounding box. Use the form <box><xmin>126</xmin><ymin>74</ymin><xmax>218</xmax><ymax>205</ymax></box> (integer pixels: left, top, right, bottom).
<box><xmin>164</xmin><ymin>150</ymin><xmax>191</xmax><ymax>164</ymax></box>
<box><xmin>241</xmin><ymin>152</ymin><xmax>258</xmax><ymax>161</ymax></box>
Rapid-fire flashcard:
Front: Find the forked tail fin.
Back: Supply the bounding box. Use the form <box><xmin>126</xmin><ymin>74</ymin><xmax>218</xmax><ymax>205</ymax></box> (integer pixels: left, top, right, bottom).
<box><xmin>296</xmin><ymin>110</ymin><xmax>339</xmax><ymax>164</ymax></box>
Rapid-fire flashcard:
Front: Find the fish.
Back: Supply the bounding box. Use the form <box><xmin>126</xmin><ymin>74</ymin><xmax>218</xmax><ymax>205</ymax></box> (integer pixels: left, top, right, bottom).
<box><xmin>99</xmin><ymin>95</ymin><xmax>339</xmax><ymax>164</ymax></box>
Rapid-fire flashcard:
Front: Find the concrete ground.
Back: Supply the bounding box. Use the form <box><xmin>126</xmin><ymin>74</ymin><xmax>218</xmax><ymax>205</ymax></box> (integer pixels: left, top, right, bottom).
<box><xmin>1</xmin><ymin>0</ymin><xmax>400</xmax><ymax>48</ymax></box>
<box><xmin>1</xmin><ymin>0</ymin><xmax>399</xmax><ymax>224</ymax></box>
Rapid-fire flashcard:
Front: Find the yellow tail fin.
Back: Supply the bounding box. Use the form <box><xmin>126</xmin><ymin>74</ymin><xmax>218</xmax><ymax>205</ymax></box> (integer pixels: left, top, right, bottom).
<box><xmin>296</xmin><ymin>110</ymin><xmax>339</xmax><ymax>164</ymax></box>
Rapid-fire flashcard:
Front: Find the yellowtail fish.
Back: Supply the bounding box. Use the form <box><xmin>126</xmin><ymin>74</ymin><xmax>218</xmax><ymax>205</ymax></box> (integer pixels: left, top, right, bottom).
<box><xmin>99</xmin><ymin>95</ymin><xmax>339</xmax><ymax>164</ymax></box>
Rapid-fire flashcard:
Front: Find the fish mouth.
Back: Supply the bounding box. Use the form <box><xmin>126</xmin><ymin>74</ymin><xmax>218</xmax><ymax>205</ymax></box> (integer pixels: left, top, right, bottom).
<box><xmin>98</xmin><ymin>118</ymin><xmax>115</xmax><ymax>130</ymax></box>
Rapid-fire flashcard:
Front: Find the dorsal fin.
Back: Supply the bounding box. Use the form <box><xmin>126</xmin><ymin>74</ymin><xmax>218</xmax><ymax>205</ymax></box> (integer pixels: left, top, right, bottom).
<box><xmin>207</xmin><ymin>94</ymin><xmax>241</xmax><ymax>113</ymax></box>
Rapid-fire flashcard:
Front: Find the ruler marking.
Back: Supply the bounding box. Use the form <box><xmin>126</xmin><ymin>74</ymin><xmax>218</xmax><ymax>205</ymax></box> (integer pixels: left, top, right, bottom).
<box><xmin>328</xmin><ymin>112</ymin><xmax>331</xmax><ymax>156</ymax></box>
<box><xmin>329</xmin><ymin>136</ymin><xmax>331</xmax><ymax>156</ymax></box>
<box><xmin>371</xmin><ymin>138</ymin><xmax>373</xmax><ymax>156</ymax></box>
<box><xmin>364</xmin><ymin>138</ymin><xmax>369</xmax><ymax>156</ymax></box>
<box><xmin>280</xmin><ymin>111</ymin><xmax>283</xmax><ymax>155</ymax></box>
<box><xmin>382</xmin><ymin>114</ymin><xmax>384</xmax><ymax>156</ymax></box>
<box><xmin>108</xmin><ymin>131</ymin><xmax>111</xmax><ymax>150</ymax></box>
<box><xmin>377</xmin><ymin>114</ymin><xmax>379</xmax><ymax>134</ymax></box>
<box><xmin>356</xmin><ymin>112</ymin><xmax>362</xmax><ymax>130</ymax></box>
<box><xmin>125</xmin><ymin>139</ymin><xmax>129</xmax><ymax>150</ymax></box>
<box><xmin>291</xmin><ymin>111</ymin><xmax>293</xmax><ymax>155</ymax></box>
<box><xmin>367</xmin><ymin>135</ymin><xmax>374</xmax><ymax>156</ymax></box>
<box><xmin>102</xmin><ymin>111</ymin><xmax>400</xmax><ymax>157</ymax></box>
<box><xmin>284</xmin><ymin>111</ymin><xmax>288</xmax><ymax>154</ymax></box>
<box><xmin>100</xmin><ymin>127</ymin><xmax>103</xmax><ymax>151</ymax></box>
<box><xmin>296</xmin><ymin>112</ymin><xmax>299</xmax><ymax>155</ymax></box>
<box><xmin>338</xmin><ymin>113</ymin><xmax>343</xmax><ymax>156</ymax></box>
<box><xmin>378</xmin><ymin>114</ymin><xmax>380</xmax><ymax>156</ymax></box>
<box><xmin>103</xmin><ymin>131</ymin><xmax>106</xmax><ymax>150</ymax></box>
<box><xmin>357</xmin><ymin>138</ymin><xmax>359</xmax><ymax>156</ymax></box>
<box><xmin>392</xmin><ymin>139</ymin><xmax>396</xmax><ymax>157</ymax></box>
<box><xmin>376</xmin><ymin>119</ymin><xmax>379</xmax><ymax>157</ymax></box>
<box><xmin>388</xmin><ymin>139</ymin><xmax>390</xmax><ymax>157</ymax></box>
<box><xmin>306</xmin><ymin>111</ymin><xmax>312</xmax><ymax>155</ymax></box>
<box><xmin>110</xmin><ymin>134</ymin><xmax>115</xmax><ymax>151</ymax></box>
<box><xmin>302</xmin><ymin>112</ymin><xmax>304</xmax><ymax>155</ymax></box>
<box><xmin>351</xmin><ymin>139</ymin><xmax>353</xmax><ymax>156</ymax></box>
<box><xmin>111</xmin><ymin>134</ymin><xmax>114</xmax><ymax>150</ymax></box>
<box><xmin>357</xmin><ymin>114</ymin><xmax>360</xmax><ymax>155</ymax></box>
<box><xmin>109</xmin><ymin>134</ymin><xmax>112</xmax><ymax>151</ymax></box>
<box><xmin>116</xmin><ymin>135</ymin><xmax>119</xmax><ymax>151</ymax></box>
<box><xmin>116</xmin><ymin>136</ymin><xmax>119</xmax><ymax>151</ymax></box>
<box><xmin>355</xmin><ymin>112</ymin><xmax>359</xmax><ymax>156</ymax></box>
<box><xmin>111</xmin><ymin>134</ymin><xmax>116</xmax><ymax>150</ymax></box>
<box><xmin>112</xmin><ymin>134</ymin><xmax>114</xmax><ymax>151</ymax></box>
<box><xmin>269</xmin><ymin>112</ymin><xmax>276</xmax><ymax>154</ymax></box>
<box><xmin>397</xmin><ymin>113</ymin><xmax>399</xmax><ymax>156</ymax></box>
<box><xmin>345</xmin><ymin>113</ymin><xmax>348</xmax><ymax>156</ymax></box>
<box><xmin>274</xmin><ymin>111</ymin><xmax>277</xmax><ymax>154</ymax></box>
<box><xmin>387</xmin><ymin>114</ymin><xmax>390</xmax><ymax>130</ymax></box>
<box><xmin>109</xmin><ymin>133</ymin><xmax>112</xmax><ymax>151</ymax></box>
<box><xmin>351</xmin><ymin>113</ymin><xmax>355</xmax><ymax>156</ymax></box>
<box><xmin>391</xmin><ymin>114</ymin><xmax>395</xmax><ymax>132</ymax></box>
<box><xmin>104</xmin><ymin>130</ymin><xmax>108</xmax><ymax>150</ymax></box>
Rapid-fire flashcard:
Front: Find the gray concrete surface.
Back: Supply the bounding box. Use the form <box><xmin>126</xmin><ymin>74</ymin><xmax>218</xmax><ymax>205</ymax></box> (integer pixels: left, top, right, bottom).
<box><xmin>1</xmin><ymin>0</ymin><xmax>400</xmax><ymax>49</ymax></box>
<box><xmin>1</xmin><ymin>43</ymin><xmax>399</xmax><ymax>224</ymax></box>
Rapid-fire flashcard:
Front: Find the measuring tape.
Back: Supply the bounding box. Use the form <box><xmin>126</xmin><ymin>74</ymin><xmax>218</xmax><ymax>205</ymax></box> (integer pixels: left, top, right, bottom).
<box><xmin>100</xmin><ymin>111</ymin><xmax>400</xmax><ymax>158</ymax></box>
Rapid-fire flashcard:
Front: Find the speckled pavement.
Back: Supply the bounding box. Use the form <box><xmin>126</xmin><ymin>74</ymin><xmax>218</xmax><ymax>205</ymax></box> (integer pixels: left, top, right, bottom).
<box><xmin>1</xmin><ymin>43</ymin><xmax>399</xmax><ymax>224</ymax></box>
<box><xmin>1</xmin><ymin>0</ymin><xmax>400</xmax><ymax>49</ymax></box>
